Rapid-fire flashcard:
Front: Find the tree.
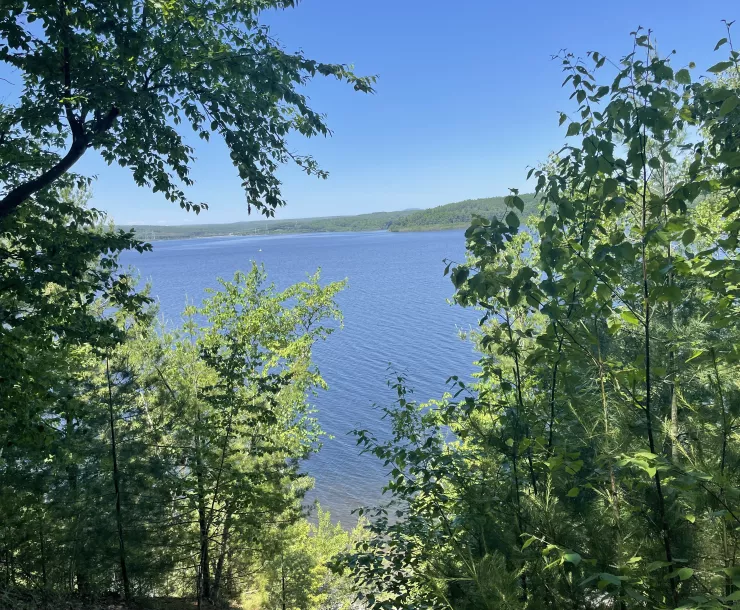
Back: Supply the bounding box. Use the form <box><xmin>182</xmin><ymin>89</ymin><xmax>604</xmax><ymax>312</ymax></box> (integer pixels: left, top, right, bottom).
<box><xmin>0</xmin><ymin>0</ymin><xmax>375</xmax><ymax>220</ymax></box>
<box><xmin>1</xmin><ymin>262</ymin><xmax>348</xmax><ymax>603</ymax></box>
<box><xmin>255</xmin><ymin>505</ymin><xmax>365</xmax><ymax>610</ymax></box>
<box><xmin>0</xmin><ymin>185</ymin><xmax>149</xmax><ymax>415</ymax></box>
<box><xmin>1</xmin><ymin>2</ymin><xmax>373</xmax><ymax>605</ymax></box>
<box><xmin>103</xmin><ymin>265</ymin><xmax>346</xmax><ymax>603</ymax></box>
<box><xmin>338</xmin><ymin>28</ymin><xmax>740</xmax><ymax>609</ymax></box>
<box><xmin>0</xmin><ymin>187</ymin><xmax>151</xmax><ymax>600</ymax></box>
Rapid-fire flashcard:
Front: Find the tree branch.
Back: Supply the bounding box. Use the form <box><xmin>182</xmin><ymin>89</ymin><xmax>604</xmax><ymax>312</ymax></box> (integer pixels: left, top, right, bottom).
<box><xmin>0</xmin><ymin>107</ymin><xmax>119</xmax><ymax>220</ymax></box>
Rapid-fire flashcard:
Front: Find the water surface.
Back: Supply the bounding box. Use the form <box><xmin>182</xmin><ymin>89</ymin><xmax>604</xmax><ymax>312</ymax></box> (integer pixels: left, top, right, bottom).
<box><xmin>121</xmin><ymin>230</ymin><xmax>480</xmax><ymax>523</ymax></box>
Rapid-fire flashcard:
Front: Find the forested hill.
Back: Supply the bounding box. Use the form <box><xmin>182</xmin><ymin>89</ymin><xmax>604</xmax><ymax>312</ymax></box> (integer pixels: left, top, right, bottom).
<box><xmin>119</xmin><ymin>209</ymin><xmax>416</xmax><ymax>240</ymax></box>
<box><xmin>120</xmin><ymin>194</ymin><xmax>538</xmax><ymax>240</ymax></box>
<box><xmin>388</xmin><ymin>194</ymin><xmax>539</xmax><ymax>231</ymax></box>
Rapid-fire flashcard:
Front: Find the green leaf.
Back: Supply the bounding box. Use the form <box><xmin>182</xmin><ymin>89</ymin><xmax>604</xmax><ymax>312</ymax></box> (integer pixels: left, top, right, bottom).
<box><xmin>633</xmin><ymin>451</ymin><xmax>658</xmax><ymax>459</ymax></box>
<box><xmin>563</xmin><ymin>552</ymin><xmax>581</xmax><ymax>565</ymax></box>
<box><xmin>620</xmin><ymin>310</ymin><xmax>640</xmax><ymax>325</ymax></box>
<box><xmin>599</xmin><ymin>572</ymin><xmax>623</xmax><ymax>587</ymax></box>
<box><xmin>584</xmin><ymin>155</ymin><xmax>599</xmax><ymax>176</ymax></box>
<box><xmin>724</xmin><ymin>591</ymin><xmax>740</xmax><ymax>602</ymax></box>
<box><xmin>451</xmin><ymin>266</ymin><xmax>469</xmax><ymax>288</ymax></box>
<box><xmin>678</xmin><ymin>567</ymin><xmax>693</xmax><ymax>581</ymax></box>
<box><xmin>686</xmin><ymin>349</ymin><xmax>704</xmax><ymax>363</ymax></box>
<box><xmin>708</xmin><ymin>61</ymin><xmax>734</xmax><ymax>74</ymax></box>
<box><xmin>660</xmin><ymin>149</ymin><xmax>677</xmax><ymax>164</ymax></box>
<box><xmin>625</xmin><ymin>588</ymin><xmax>650</xmax><ymax>603</ymax></box>
<box><xmin>675</xmin><ymin>68</ymin><xmax>691</xmax><ymax>84</ymax></box>
<box><xmin>566</xmin><ymin>122</ymin><xmax>581</xmax><ymax>137</ymax></box>
<box><xmin>505</xmin><ymin>211</ymin><xmax>520</xmax><ymax>229</ymax></box>
<box><xmin>720</xmin><ymin>151</ymin><xmax>740</xmax><ymax>167</ymax></box>
<box><xmin>596</xmin><ymin>283</ymin><xmax>611</xmax><ymax>301</ymax></box>
<box><xmin>603</xmin><ymin>177</ymin><xmax>618</xmax><ymax>195</ymax></box>
<box><xmin>719</xmin><ymin>95</ymin><xmax>739</xmax><ymax>117</ymax></box>
<box><xmin>715</xmin><ymin>37</ymin><xmax>728</xmax><ymax>51</ymax></box>
<box><xmin>682</xmin><ymin>228</ymin><xmax>696</xmax><ymax>246</ymax></box>
<box><xmin>659</xmin><ymin>285</ymin><xmax>681</xmax><ymax>302</ymax></box>
<box><xmin>567</xmin><ymin>487</ymin><xmax>580</xmax><ymax>497</ymax></box>
<box><xmin>522</xmin><ymin>536</ymin><xmax>536</xmax><ymax>550</ymax></box>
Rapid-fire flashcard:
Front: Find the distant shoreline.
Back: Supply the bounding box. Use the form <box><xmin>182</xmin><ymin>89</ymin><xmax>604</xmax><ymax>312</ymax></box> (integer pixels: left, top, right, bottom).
<box><xmin>133</xmin><ymin>225</ymin><xmax>472</xmax><ymax>242</ymax></box>
<box><xmin>118</xmin><ymin>194</ymin><xmax>536</xmax><ymax>241</ymax></box>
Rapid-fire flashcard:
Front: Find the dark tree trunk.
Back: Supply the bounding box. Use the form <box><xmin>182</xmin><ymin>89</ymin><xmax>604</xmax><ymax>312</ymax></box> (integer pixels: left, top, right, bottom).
<box><xmin>212</xmin><ymin>504</ymin><xmax>233</xmax><ymax>601</ymax></box>
<box><xmin>38</xmin><ymin>506</ymin><xmax>47</xmax><ymax>589</ymax></box>
<box><xmin>106</xmin><ymin>358</ymin><xmax>131</xmax><ymax>603</ymax></box>
<box><xmin>66</xmin><ymin>416</ymin><xmax>88</xmax><ymax>596</ymax></box>
<box><xmin>196</xmin><ymin>432</ymin><xmax>211</xmax><ymax>600</ymax></box>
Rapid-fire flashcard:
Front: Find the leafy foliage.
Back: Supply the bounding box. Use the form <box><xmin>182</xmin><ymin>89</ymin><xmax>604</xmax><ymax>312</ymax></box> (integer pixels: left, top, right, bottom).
<box><xmin>338</xmin><ymin>28</ymin><xmax>740</xmax><ymax>610</ymax></box>
<box><xmin>1</xmin><ymin>1</ymin><xmax>372</xmax><ymax>606</ymax></box>
<box><xmin>0</xmin><ymin>186</ymin><xmax>150</xmax><ymax>480</ymax></box>
<box><xmin>0</xmin><ymin>0</ymin><xmax>375</xmax><ymax>219</ymax></box>
<box><xmin>247</xmin><ymin>506</ymin><xmax>366</xmax><ymax>610</ymax></box>
<box><xmin>1</xmin><ymin>262</ymin><xmax>346</xmax><ymax>604</ymax></box>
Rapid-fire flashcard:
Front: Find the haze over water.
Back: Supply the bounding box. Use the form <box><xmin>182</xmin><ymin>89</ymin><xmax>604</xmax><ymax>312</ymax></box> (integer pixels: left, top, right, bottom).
<box><xmin>120</xmin><ymin>230</ymin><xmax>480</xmax><ymax>523</ymax></box>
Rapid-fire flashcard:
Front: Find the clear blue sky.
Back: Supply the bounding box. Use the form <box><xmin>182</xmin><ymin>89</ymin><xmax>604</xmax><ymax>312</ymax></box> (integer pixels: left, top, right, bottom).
<box><xmin>16</xmin><ymin>1</ymin><xmax>740</xmax><ymax>224</ymax></box>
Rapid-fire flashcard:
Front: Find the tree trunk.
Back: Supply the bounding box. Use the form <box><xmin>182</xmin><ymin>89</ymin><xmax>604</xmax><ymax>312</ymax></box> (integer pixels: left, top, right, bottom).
<box><xmin>106</xmin><ymin>357</ymin><xmax>131</xmax><ymax>603</ymax></box>
<box><xmin>66</xmin><ymin>415</ymin><xmax>87</xmax><ymax>596</ymax></box>
<box><xmin>640</xmin><ymin>135</ymin><xmax>678</xmax><ymax>606</ymax></box>
<box><xmin>38</xmin><ymin>504</ymin><xmax>47</xmax><ymax>589</ymax></box>
<box><xmin>669</xmin><ymin>365</ymin><xmax>679</xmax><ymax>461</ymax></box>
<box><xmin>281</xmin><ymin>551</ymin><xmax>287</xmax><ymax>610</ymax></box>
<box><xmin>212</xmin><ymin>504</ymin><xmax>233</xmax><ymax>602</ymax></box>
<box><xmin>0</xmin><ymin>138</ymin><xmax>87</xmax><ymax>220</ymax></box>
<box><xmin>196</xmin><ymin>431</ymin><xmax>211</xmax><ymax>600</ymax></box>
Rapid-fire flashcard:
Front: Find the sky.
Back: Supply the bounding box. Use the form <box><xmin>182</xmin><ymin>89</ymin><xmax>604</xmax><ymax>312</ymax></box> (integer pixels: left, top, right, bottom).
<box><xmin>5</xmin><ymin>0</ymin><xmax>740</xmax><ymax>224</ymax></box>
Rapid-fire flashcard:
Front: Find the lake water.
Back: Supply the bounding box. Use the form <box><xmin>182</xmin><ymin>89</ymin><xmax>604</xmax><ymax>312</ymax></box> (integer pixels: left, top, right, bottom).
<box><xmin>120</xmin><ymin>230</ymin><xmax>480</xmax><ymax>524</ymax></box>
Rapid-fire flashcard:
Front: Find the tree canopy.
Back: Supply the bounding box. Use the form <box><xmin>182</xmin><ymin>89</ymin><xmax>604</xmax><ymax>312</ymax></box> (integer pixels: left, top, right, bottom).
<box><xmin>0</xmin><ymin>1</ymin><xmax>372</xmax><ymax>606</ymax></box>
<box><xmin>0</xmin><ymin>0</ymin><xmax>375</xmax><ymax>220</ymax></box>
<box><xmin>337</xmin><ymin>28</ymin><xmax>740</xmax><ymax>610</ymax></box>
